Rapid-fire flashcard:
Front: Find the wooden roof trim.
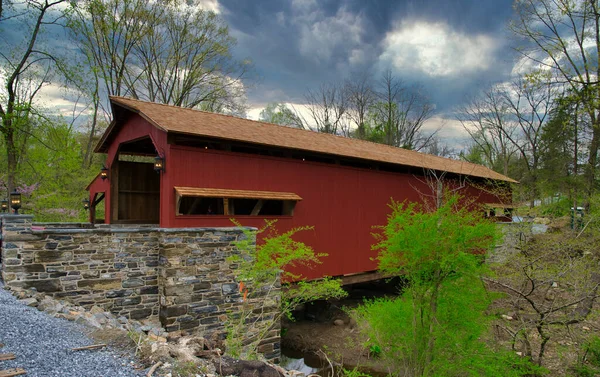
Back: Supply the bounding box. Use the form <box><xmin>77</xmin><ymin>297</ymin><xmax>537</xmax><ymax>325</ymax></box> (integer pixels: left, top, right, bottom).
<box><xmin>94</xmin><ymin>119</ymin><xmax>117</xmax><ymax>153</ymax></box>
<box><xmin>174</xmin><ymin>187</ymin><xmax>303</xmax><ymax>201</ymax></box>
<box><xmin>111</xmin><ymin>99</ymin><xmax>168</xmax><ymax>133</ymax></box>
<box><xmin>95</xmin><ymin>99</ymin><xmax>169</xmax><ymax>153</ymax></box>
<box><xmin>85</xmin><ymin>172</ymin><xmax>102</xmax><ymax>190</ymax></box>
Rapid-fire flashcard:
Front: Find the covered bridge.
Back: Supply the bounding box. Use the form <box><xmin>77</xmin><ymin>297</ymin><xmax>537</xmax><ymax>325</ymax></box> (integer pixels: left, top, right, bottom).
<box><xmin>87</xmin><ymin>97</ymin><xmax>515</xmax><ymax>281</ymax></box>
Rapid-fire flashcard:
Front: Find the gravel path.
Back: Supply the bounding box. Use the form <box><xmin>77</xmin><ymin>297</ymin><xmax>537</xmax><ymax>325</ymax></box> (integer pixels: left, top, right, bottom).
<box><xmin>0</xmin><ymin>283</ymin><xmax>145</xmax><ymax>377</ymax></box>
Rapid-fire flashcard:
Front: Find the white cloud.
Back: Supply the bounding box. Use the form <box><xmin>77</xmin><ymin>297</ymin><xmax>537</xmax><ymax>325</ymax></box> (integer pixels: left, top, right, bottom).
<box><xmin>196</xmin><ymin>0</ymin><xmax>221</xmax><ymax>14</ymax></box>
<box><xmin>380</xmin><ymin>21</ymin><xmax>500</xmax><ymax>77</ymax></box>
<box><xmin>291</xmin><ymin>5</ymin><xmax>368</xmax><ymax>65</ymax></box>
<box><xmin>246</xmin><ymin>107</ymin><xmax>263</xmax><ymax>120</ymax></box>
<box><xmin>275</xmin><ymin>11</ymin><xmax>286</xmax><ymax>26</ymax></box>
<box><xmin>291</xmin><ymin>0</ymin><xmax>318</xmax><ymax>13</ymax></box>
<box><xmin>33</xmin><ymin>84</ymin><xmax>93</xmax><ymax>122</ymax></box>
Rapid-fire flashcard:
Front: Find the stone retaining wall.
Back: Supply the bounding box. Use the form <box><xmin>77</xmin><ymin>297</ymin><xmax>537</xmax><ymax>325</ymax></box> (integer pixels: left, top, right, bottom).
<box><xmin>158</xmin><ymin>229</ymin><xmax>246</xmax><ymax>332</ymax></box>
<box><xmin>0</xmin><ymin>214</ymin><xmax>280</xmax><ymax>361</ymax></box>
<box><xmin>1</xmin><ymin>215</ymin><xmax>160</xmax><ymax>319</ymax></box>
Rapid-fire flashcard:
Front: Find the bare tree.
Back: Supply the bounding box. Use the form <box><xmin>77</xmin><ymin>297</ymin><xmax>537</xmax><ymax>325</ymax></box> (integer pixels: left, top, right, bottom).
<box><xmin>344</xmin><ymin>71</ymin><xmax>375</xmax><ymax>140</ymax></box>
<box><xmin>456</xmin><ymin>86</ymin><xmax>520</xmax><ymax>176</ymax></box>
<box><xmin>502</xmin><ymin>78</ymin><xmax>555</xmax><ymax>204</ymax></box>
<box><xmin>511</xmin><ymin>0</ymin><xmax>600</xmax><ymax>201</ymax></box>
<box><xmin>133</xmin><ymin>4</ymin><xmax>251</xmax><ymax>113</ymax></box>
<box><xmin>304</xmin><ymin>82</ymin><xmax>349</xmax><ymax>135</ymax></box>
<box><xmin>0</xmin><ymin>0</ymin><xmax>68</xmax><ymax>194</ymax></box>
<box><xmin>370</xmin><ymin>69</ymin><xmax>436</xmax><ymax>150</ymax></box>
<box><xmin>486</xmin><ymin>227</ymin><xmax>600</xmax><ymax>367</ymax></box>
<box><xmin>424</xmin><ymin>138</ymin><xmax>456</xmax><ymax>158</ymax></box>
<box><xmin>68</xmin><ymin>0</ymin><xmax>251</xmax><ymax>114</ymax></box>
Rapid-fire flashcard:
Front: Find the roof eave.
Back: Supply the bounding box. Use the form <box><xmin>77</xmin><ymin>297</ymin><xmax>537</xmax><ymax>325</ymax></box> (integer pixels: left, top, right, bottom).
<box><xmin>95</xmin><ymin>97</ymin><xmax>169</xmax><ymax>153</ymax></box>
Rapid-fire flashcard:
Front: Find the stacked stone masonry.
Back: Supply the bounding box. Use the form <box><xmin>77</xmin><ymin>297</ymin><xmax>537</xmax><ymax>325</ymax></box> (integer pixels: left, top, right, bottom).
<box><xmin>1</xmin><ymin>215</ymin><xmax>159</xmax><ymax>319</ymax></box>
<box><xmin>0</xmin><ymin>215</ymin><xmax>280</xmax><ymax>361</ymax></box>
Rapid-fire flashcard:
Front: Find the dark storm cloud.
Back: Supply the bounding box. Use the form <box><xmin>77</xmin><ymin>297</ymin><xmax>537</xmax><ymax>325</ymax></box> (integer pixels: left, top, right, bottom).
<box><xmin>218</xmin><ymin>0</ymin><xmax>516</xmax><ymax>112</ymax></box>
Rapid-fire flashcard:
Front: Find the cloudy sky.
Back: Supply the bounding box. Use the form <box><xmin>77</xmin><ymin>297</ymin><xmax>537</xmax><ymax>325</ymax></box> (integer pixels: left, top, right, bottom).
<box><xmin>3</xmin><ymin>0</ymin><xmax>520</xmax><ymax>149</ymax></box>
<box><xmin>212</xmin><ymin>0</ymin><xmax>517</xmax><ymax>145</ymax></box>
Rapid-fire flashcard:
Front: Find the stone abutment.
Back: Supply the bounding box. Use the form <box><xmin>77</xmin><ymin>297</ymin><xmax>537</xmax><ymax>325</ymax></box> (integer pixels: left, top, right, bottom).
<box><xmin>0</xmin><ymin>214</ymin><xmax>280</xmax><ymax>361</ymax></box>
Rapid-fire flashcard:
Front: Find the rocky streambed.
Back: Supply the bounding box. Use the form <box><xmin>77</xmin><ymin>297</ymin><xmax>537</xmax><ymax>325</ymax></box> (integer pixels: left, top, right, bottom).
<box><xmin>1</xmin><ymin>283</ymin><xmax>310</xmax><ymax>377</ymax></box>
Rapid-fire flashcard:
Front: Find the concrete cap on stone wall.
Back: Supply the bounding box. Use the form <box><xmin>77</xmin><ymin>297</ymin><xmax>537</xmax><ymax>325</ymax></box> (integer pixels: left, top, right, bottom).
<box><xmin>0</xmin><ymin>214</ymin><xmax>34</xmax><ymax>223</ymax></box>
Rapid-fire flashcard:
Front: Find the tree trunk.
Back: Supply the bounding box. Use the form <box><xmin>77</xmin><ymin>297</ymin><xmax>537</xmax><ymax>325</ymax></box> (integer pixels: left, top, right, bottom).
<box><xmin>357</xmin><ymin>122</ymin><xmax>365</xmax><ymax>140</ymax></box>
<box><xmin>425</xmin><ymin>271</ymin><xmax>441</xmax><ymax>372</ymax></box>
<box><xmin>585</xmin><ymin>116</ymin><xmax>600</xmax><ymax>208</ymax></box>
<box><xmin>3</xmin><ymin>119</ymin><xmax>17</xmax><ymax>197</ymax></box>
<box><xmin>83</xmin><ymin>98</ymin><xmax>99</xmax><ymax>168</ymax></box>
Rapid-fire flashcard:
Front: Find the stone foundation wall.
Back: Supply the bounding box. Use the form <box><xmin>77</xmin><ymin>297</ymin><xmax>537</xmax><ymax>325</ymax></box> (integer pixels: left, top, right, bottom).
<box><xmin>158</xmin><ymin>229</ymin><xmax>246</xmax><ymax>332</ymax></box>
<box><xmin>0</xmin><ymin>215</ymin><xmax>280</xmax><ymax>361</ymax></box>
<box><xmin>1</xmin><ymin>215</ymin><xmax>160</xmax><ymax>319</ymax></box>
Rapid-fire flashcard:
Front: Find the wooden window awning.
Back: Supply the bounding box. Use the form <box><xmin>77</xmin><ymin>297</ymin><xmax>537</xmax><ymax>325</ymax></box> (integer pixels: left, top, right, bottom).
<box><xmin>174</xmin><ymin>187</ymin><xmax>302</xmax><ymax>201</ymax></box>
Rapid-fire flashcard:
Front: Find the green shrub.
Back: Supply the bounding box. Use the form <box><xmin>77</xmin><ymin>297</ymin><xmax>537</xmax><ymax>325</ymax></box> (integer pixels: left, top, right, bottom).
<box><xmin>353</xmin><ymin>195</ymin><xmax>542</xmax><ymax>376</ymax></box>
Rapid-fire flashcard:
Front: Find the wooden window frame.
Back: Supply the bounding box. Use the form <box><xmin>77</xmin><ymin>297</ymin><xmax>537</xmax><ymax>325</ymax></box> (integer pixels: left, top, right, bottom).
<box><xmin>174</xmin><ymin>187</ymin><xmax>301</xmax><ymax>216</ymax></box>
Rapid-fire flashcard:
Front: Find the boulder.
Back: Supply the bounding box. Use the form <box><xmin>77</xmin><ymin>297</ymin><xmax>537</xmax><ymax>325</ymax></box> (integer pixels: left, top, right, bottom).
<box><xmin>90</xmin><ymin>305</ymin><xmax>105</xmax><ymax>315</ymax></box>
<box><xmin>19</xmin><ymin>297</ymin><xmax>38</xmax><ymax>307</ymax></box>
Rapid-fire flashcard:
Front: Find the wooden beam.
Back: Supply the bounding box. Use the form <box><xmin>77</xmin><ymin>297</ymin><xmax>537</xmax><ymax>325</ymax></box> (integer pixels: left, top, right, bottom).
<box><xmin>0</xmin><ymin>354</ymin><xmax>15</xmax><ymax>361</ymax></box>
<box><xmin>92</xmin><ymin>193</ymin><xmax>105</xmax><ymax>207</ymax></box>
<box><xmin>283</xmin><ymin>200</ymin><xmax>296</xmax><ymax>216</ymax></box>
<box><xmin>0</xmin><ymin>368</ymin><xmax>26</xmax><ymax>377</ymax></box>
<box><xmin>186</xmin><ymin>197</ymin><xmax>201</xmax><ymax>215</ymax></box>
<box><xmin>228</xmin><ymin>198</ymin><xmax>235</xmax><ymax>215</ymax></box>
<box><xmin>111</xmin><ymin>160</ymin><xmax>119</xmax><ymax>222</ymax></box>
<box><xmin>224</xmin><ymin>199</ymin><xmax>230</xmax><ymax>216</ymax></box>
<box><xmin>250</xmin><ymin>200</ymin><xmax>264</xmax><ymax>216</ymax></box>
<box><xmin>175</xmin><ymin>191</ymin><xmax>182</xmax><ymax>215</ymax></box>
<box><xmin>339</xmin><ymin>271</ymin><xmax>392</xmax><ymax>286</ymax></box>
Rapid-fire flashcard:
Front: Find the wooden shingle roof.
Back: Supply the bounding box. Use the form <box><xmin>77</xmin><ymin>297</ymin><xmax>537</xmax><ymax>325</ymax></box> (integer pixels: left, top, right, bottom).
<box><xmin>100</xmin><ymin>96</ymin><xmax>517</xmax><ymax>183</ymax></box>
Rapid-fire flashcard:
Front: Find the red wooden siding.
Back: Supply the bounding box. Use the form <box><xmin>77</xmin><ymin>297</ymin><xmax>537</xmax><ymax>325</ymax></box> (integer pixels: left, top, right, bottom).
<box><xmin>103</xmin><ymin>115</ymin><xmax>168</xmax><ymax>223</ymax></box>
<box><xmin>91</xmin><ymin>114</ymin><xmax>509</xmax><ymax>281</ymax></box>
<box><xmin>159</xmin><ymin>145</ymin><xmax>505</xmax><ymax>280</ymax></box>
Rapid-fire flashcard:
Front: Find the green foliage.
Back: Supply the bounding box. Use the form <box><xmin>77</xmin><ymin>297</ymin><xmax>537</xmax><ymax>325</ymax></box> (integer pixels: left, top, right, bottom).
<box><xmin>584</xmin><ymin>336</ymin><xmax>600</xmax><ymax>367</ymax></box>
<box><xmin>572</xmin><ymin>336</ymin><xmax>600</xmax><ymax>377</ymax></box>
<box><xmin>231</xmin><ymin>220</ymin><xmax>325</xmax><ymax>284</ymax></box>
<box><xmin>538</xmin><ymin>196</ymin><xmax>573</xmax><ymax>217</ymax></box>
<box><xmin>0</xmin><ymin>117</ymin><xmax>102</xmax><ymax>221</ymax></box>
<box><xmin>354</xmin><ymin>196</ymin><xmax>541</xmax><ymax>376</ymax></box>
<box><xmin>225</xmin><ymin>220</ymin><xmax>347</xmax><ymax>358</ymax></box>
<box><xmin>368</xmin><ymin>344</ymin><xmax>381</xmax><ymax>358</ymax></box>
<box><xmin>171</xmin><ymin>360</ymin><xmax>205</xmax><ymax>377</ymax></box>
<box><xmin>342</xmin><ymin>367</ymin><xmax>372</xmax><ymax>377</ymax></box>
<box><xmin>373</xmin><ymin>196</ymin><xmax>498</xmax><ymax>276</ymax></box>
<box><xmin>259</xmin><ymin>103</ymin><xmax>303</xmax><ymax>128</ymax></box>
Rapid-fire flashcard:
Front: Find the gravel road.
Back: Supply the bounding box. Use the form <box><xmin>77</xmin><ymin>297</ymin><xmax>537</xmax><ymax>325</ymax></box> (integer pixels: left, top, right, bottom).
<box><xmin>0</xmin><ymin>283</ymin><xmax>145</xmax><ymax>377</ymax></box>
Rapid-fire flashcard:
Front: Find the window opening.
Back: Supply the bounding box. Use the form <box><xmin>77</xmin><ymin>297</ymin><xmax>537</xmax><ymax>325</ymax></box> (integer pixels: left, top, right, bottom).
<box><xmin>179</xmin><ymin>197</ymin><xmax>224</xmax><ymax>215</ymax></box>
<box><xmin>175</xmin><ymin>187</ymin><xmax>300</xmax><ymax>216</ymax></box>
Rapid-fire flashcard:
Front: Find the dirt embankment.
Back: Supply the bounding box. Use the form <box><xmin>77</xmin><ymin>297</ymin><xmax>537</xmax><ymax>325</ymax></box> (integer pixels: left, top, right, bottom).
<box><xmin>281</xmin><ymin>280</ymin><xmax>403</xmax><ymax>374</ymax></box>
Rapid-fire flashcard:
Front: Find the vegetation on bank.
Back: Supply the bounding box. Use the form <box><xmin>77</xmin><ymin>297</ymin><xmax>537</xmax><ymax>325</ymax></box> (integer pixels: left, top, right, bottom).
<box><xmin>225</xmin><ymin>220</ymin><xmax>347</xmax><ymax>360</ymax></box>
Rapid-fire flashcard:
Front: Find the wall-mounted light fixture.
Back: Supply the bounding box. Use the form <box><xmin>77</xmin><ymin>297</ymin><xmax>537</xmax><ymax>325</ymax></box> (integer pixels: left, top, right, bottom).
<box><xmin>10</xmin><ymin>190</ymin><xmax>21</xmax><ymax>214</ymax></box>
<box><xmin>1</xmin><ymin>199</ymin><xmax>8</xmax><ymax>213</ymax></box>
<box><xmin>100</xmin><ymin>165</ymin><xmax>109</xmax><ymax>180</ymax></box>
<box><xmin>82</xmin><ymin>198</ymin><xmax>90</xmax><ymax>210</ymax></box>
<box><xmin>154</xmin><ymin>155</ymin><xmax>165</xmax><ymax>173</ymax></box>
